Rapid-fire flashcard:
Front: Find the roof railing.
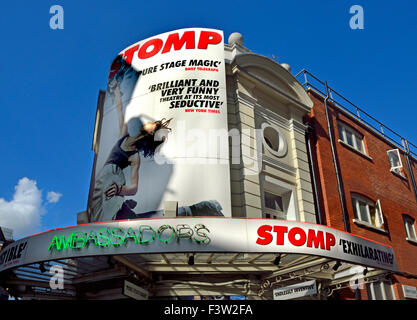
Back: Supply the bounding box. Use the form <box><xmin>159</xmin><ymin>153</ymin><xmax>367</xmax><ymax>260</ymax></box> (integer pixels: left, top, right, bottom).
<box><xmin>296</xmin><ymin>69</ymin><xmax>417</xmax><ymax>159</ymax></box>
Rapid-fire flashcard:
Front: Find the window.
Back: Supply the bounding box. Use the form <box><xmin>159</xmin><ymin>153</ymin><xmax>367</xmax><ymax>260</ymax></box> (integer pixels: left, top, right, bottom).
<box><xmin>262</xmin><ymin>176</ymin><xmax>298</xmax><ymax>221</ymax></box>
<box><xmin>387</xmin><ymin>149</ymin><xmax>403</xmax><ymax>175</ymax></box>
<box><xmin>264</xmin><ymin>191</ymin><xmax>285</xmax><ymax>219</ymax></box>
<box><xmin>403</xmin><ymin>215</ymin><xmax>417</xmax><ymax>242</ymax></box>
<box><xmin>264</xmin><ymin>136</ymin><xmax>274</xmax><ymax>149</ymax></box>
<box><xmin>351</xmin><ymin>194</ymin><xmax>384</xmax><ymax>229</ymax></box>
<box><xmin>367</xmin><ymin>280</ymin><xmax>395</xmax><ymax>300</ymax></box>
<box><xmin>338</xmin><ymin>122</ymin><xmax>365</xmax><ymax>154</ymax></box>
<box><xmin>261</xmin><ymin>123</ymin><xmax>288</xmax><ymax>158</ymax></box>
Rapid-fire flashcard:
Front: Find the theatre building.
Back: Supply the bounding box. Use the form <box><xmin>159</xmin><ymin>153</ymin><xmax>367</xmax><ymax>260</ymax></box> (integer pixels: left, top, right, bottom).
<box><xmin>0</xmin><ymin>29</ymin><xmax>416</xmax><ymax>300</ymax></box>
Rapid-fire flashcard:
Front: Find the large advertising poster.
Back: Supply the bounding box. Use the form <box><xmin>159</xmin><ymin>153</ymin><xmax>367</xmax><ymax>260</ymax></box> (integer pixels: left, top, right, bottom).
<box><xmin>89</xmin><ymin>28</ymin><xmax>231</xmax><ymax>222</ymax></box>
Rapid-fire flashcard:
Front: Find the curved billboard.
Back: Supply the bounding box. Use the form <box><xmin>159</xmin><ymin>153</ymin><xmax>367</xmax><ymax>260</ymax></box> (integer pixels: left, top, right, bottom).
<box><xmin>90</xmin><ymin>28</ymin><xmax>231</xmax><ymax>223</ymax></box>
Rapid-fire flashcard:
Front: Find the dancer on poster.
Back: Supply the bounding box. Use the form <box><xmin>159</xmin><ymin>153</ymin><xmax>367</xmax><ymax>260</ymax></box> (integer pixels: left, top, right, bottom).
<box><xmin>90</xmin><ymin>57</ymin><xmax>172</xmax><ymax>222</ymax></box>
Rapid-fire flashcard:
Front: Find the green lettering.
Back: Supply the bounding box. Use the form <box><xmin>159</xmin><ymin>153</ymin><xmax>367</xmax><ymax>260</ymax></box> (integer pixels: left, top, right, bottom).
<box><xmin>110</xmin><ymin>228</ymin><xmax>124</xmax><ymax>246</ymax></box>
<box><xmin>97</xmin><ymin>228</ymin><xmax>110</xmax><ymax>247</ymax></box>
<box><xmin>48</xmin><ymin>235</ymin><xmax>60</xmax><ymax>251</ymax></box>
<box><xmin>122</xmin><ymin>227</ymin><xmax>139</xmax><ymax>244</ymax></box>
<box><xmin>48</xmin><ymin>234</ymin><xmax>74</xmax><ymax>251</ymax></box>
<box><xmin>194</xmin><ymin>224</ymin><xmax>210</xmax><ymax>244</ymax></box>
<box><xmin>157</xmin><ymin>225</ymin><xmax>176</xmax><ymax>243</ymax></box>
<box><xmin>71</xmin><ymin>232</ymin><xmax>87</xmax><ymax>249</ymax></box>
<box><xmin>138</xmin><ymin>225</ymin><xmax>155</xmax><ymax>244</ymax></box>
<box><xmin>176</xmin><ymin>224</ymin><xmax>193</xmax><ymax>242</ymax></box>
<box><xmin>85</xmin><ymin>230</ymin><xmax>98</xmax><ymax>246</ymax></box>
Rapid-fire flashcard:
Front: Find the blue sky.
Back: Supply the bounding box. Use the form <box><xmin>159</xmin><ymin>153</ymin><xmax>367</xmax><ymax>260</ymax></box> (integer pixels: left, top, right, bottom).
<box><xmin>0</xmin><ymin>0</ymin><xmax>416</xmax><ymax>239</ymax></box>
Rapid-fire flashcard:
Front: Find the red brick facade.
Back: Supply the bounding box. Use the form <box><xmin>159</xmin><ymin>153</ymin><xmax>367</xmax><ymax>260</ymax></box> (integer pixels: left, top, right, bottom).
<box><xmin>307</xmin><ymin>90</ymin><xmax>417</xmax><ymax>300</ymax></box>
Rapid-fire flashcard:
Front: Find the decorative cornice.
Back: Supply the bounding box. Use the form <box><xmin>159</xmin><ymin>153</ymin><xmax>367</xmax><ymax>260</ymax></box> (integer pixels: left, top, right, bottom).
<box><xmin>262</xmin><ymin>154</ymin><xmax>297</xmax><ymax>176</ymax></box>
<box><xmin>254</xmin><ymin>104</ymin><xmax>291</xmax><ymax>131</ymax></box>
<box><xmin>289</xmin><ymin>119</ymin><xmax>308</xmax><ymax>135</ymax></box>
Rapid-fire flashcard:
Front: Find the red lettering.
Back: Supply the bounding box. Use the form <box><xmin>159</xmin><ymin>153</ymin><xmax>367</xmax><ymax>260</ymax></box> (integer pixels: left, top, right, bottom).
<box><xmin>138</xmin><ymin>38</ymin><xmax>163</xmax><ymax>59</ymax></box>
<box><xmin>256</xmin><ymin>225</ymin><xmax>273</xmax><ymax>245</ymax></box>
<box><xmin>162</xmin><ymin>31</ymin><xmax>195</xmax><ymax>54</ymax></box>
<box><xmin>288</xmin><ymin>227</ymin><xmax>306</xmax><ymax>246</ymax></box>
<box><xmin>256</xmin><ymin>225</ymin><xmax>336</xmax><ymax>251</ymax></box>
<box><xmin>306</xmin><ymin>230</ymin><xmax>325</xmax><ymax>249</ymax></box>
<box><xmin>108</xmin><ymin>56</ymin><xmax>122</xmax><ymax>79</ymax></box>
<box><xmin>273</xmin><ymin>226</ymin><xmax>288</xmax><ymax>245</ymax></box>
<box><xmin>325</xmin><ymin>232</ymin><xmax>336</xmax><ymax>251</ymax></box>
<box><xmin>122</xmin><ymin>44</ymin><xmax>139</xmax><ymax>65</ymax></box>
<box><xmin>197</xmin><ymin>31</ymin><xmax>222</xmax><ymax>49</ymax></box>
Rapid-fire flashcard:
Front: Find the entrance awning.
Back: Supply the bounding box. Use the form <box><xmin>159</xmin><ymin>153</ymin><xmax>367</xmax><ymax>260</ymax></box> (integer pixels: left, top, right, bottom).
<box><xmin>2</xmin><ymin>252</ymin><xmax>391</xmax><ymax>300</ymax></box>
<box><xmin>0</xmin><ymin>217</ymin><xmax>399</xmax><ymax>299</ymax></box>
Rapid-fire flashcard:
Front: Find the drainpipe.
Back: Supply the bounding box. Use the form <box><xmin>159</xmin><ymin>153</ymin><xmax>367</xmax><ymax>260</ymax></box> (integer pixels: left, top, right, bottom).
<box><xmin>402</xmin><ymin>139</ymin><xmax>417</xmax><ymax>202</ymax></box>
<box><xmin>305</xmin><ymin>123</ymin><xmax>323</xmax><ymax>225</ymax></box>
<box><xmin>323</xmin><ymin>82</ymin><xmax>350</xmax><ymax>233</ymax></box>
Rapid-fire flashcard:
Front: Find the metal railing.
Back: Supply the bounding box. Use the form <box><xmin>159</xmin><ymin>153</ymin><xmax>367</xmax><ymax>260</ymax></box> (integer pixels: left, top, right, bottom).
<box><xmin>296</xmin><ymin>69</ymin><xmax>417</xmax><ymax>159</ymax></box>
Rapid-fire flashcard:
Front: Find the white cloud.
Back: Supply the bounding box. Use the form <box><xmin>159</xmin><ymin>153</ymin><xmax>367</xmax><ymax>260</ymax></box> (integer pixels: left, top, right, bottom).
<box><xmin>0</xmin><ymin>178</ymin><xmax>62</xmax><ymax>239</ymax></box>
<box><xmin>47</xmin><ymin>191</ymin><xmax>62</xmax><ymax>204</ymax></box>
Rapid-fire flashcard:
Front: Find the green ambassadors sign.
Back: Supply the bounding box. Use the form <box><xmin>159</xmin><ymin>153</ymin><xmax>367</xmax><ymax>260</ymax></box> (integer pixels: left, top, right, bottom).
<box><xmin>48</xmin><ymin>224</ymin><xmax>210</xmax><ymax>251</ymax></box>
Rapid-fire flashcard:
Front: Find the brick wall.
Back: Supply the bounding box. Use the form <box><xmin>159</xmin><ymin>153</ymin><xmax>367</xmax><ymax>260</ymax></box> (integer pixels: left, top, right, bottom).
<box><xmin>307</xmin><ymin>91</ymin><xmax>417</xmax><ymax>299</ymax></box>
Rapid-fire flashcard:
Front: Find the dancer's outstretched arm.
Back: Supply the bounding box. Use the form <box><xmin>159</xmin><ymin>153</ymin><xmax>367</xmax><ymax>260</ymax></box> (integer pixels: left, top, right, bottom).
<box><xmin>112</xmin><ymin>79</ymin><xmax>128</xmax><ymax>139</ymax></box>
<box><xmin>105</xmin><ymin>154</ymin><xmax>140</xmax><ymax>199</ymax></box>
<box><xmin>119</xmin><ymin>153</ymin><xmax>140</xmax><ymax>196</ymax></box>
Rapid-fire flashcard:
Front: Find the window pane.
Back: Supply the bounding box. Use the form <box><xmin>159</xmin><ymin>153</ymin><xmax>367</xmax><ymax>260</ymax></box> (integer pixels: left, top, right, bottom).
<box><xmin>345</xmin><ymin>130</ymin><xmax>354</xmax><ymax>147</ymax></box>
<box><xmin>264</xmin><ymin>137</ymin><xmax>274</xmax><ymax>150</ymax></box>
<box><xmin>264</xmin><ymin>192</ymin><xmax>283</xmax><ymax>212</ymax></box>
<box><xmin>405</xmin><ymin>217</ymin><xmax>417</xmax><ymax>240</ymax></box>
<box><xmin>263</xmin><ymin>127</ymin><xmax>279</xmax><ymax>152</ymax></box>
<box><xmin>376</xmin><ymin>200</ymin><xmax>384</xmax><ymax>228</ymax></box>
<box><xmin>355</xmin><ymin>135</ymin><xmax>364</xmax><ymax>152</ymax></box>
<box><xmin>388</xmin><ymin>152</ymin><xmax>400</xmax><ymax>168</ymax></box>
<box><xmin>276</xmin><ymin>197</ymin><xmax>284</xmax><ymax>211</ymax></box>
<box><xmin>369</xmin><ymin>205</ymin><xmax>377</xmax><ymax>226</ymax></box>
<box><xmin>387</xmin><ymin>149</ymin><xmax>403</xmax><ymax>172</ymax></box>
<box><xmin>404</xmin><ymin>219</ymin><xmax>411</xmax><ymax>238</ymax></box>
<box><xmin>352</xmin><ymin>199</ymin><xmax>359</xmax><ymax>219</ymax></box>
<box><xmin>384</xmin><ymin>282</ymin><xmax>394</xmax><ymax>300</ymax></box>
<box><xmin>358</xmin><ymin>200</ymin><xmax>369</xmax><ymax>223</ymax></box>
<box><xmin>410</xmin><ymin>224</ymin><xmax>417</xmax><ymax>240</ymax></box>
<box><xmin>264</xmin><ymin>193</ymin><xmax>275</xmax><ymax>209</ymax></box>
<box><xmin>373</xmin><ymin>282</ymin><xmax>384</xmax><ymax>300</ymax></box>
